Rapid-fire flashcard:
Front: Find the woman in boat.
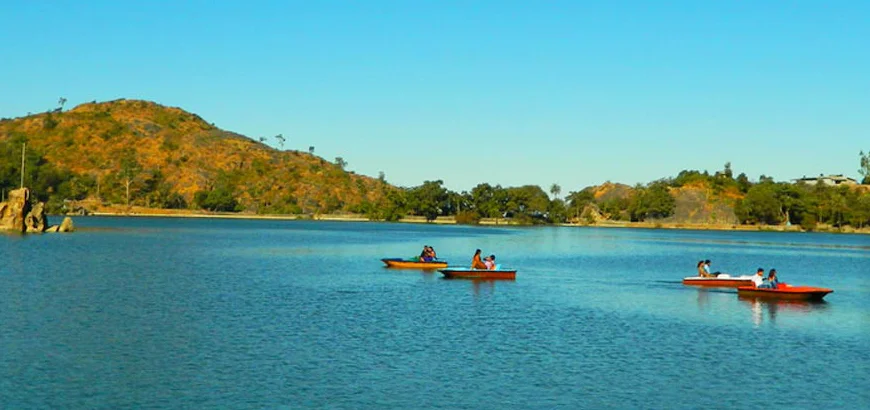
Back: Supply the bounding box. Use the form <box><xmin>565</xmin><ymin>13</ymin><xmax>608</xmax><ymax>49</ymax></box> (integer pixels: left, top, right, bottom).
<box><xmin>764</xmin><ymin>269</ymin><xmax>780</xmax><ymax>289</ymax></box>
<box><xmin>471</xmin><ymin>249</ymin><xmax>488</xmax><ymax>270</ymax></box>
<box><xmin>696</xmin><ymin>260</ymin><xmax>707</xmax><ymax>277</ymax></box>
<box><xmin>420</xmin><ymin>246</ymin><xmax>437</xmax><ymax>262</ymax></box>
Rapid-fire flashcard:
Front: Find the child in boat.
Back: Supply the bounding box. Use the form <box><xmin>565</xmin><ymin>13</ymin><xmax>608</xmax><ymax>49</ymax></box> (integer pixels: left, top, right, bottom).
<box><xmin>471</xmin><ymin>249</ymin><xmax>488</xmax><ymax>270</ymax></box>
<box><xmin>484</xmin><ymin>255</ymin><xmax>497</xmax><ymax>270</ymax></box>
<box><xmin>751</xmin><ymin>268</ymin><xmax>765</xmax><ymax>288</ymax></box>
<box><xmin>697</xmin><ymin>260</ymin><xmax>707</xmax><ymax>277</ymax></box>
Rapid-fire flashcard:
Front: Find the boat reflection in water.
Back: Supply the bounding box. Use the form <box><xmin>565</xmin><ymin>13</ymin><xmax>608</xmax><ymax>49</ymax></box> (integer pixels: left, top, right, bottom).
<box><xmin>738</xmin><ymin>295</ymin><xmax>829</xmax><ymax>326</ymax></box>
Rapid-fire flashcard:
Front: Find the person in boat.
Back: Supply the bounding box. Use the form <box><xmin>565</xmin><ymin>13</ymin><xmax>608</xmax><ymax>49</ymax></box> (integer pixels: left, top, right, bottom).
<box><xmin>751</xmin><ymin>268</ymin><xmax>765</xmax><ymax>288</ymax></box>
<box><xmin>428</xmin><ymin>246</ymin><xmax>437</xmax><ymax>260</ymax></box>
<box><xmin>484</xmin><ymin>255</ymin><xmax>497</xmax><ymax>270</ymax></box>
<box><xmin>704</xmin><ymin>260</ymin><xmax>721</xmax><ymax>277</ymax></box>
<box><xmin>419</xmin><ymin>245</ymin><xmax>435</xmax><ymax>262</ymax></box>
<box><xmin>697</xmin><ymin>260</ymin><xmax>708</xmax><ymax>277</ymax></box>
<box><xmin>471</xmin><ymin>249</ymin><xmax>488</xmax><ymax>270</ymax></box>
<box><xmin>760</xmin><ymin>269</ymin><xmax>780</xmax><ymax>289</ymax></box>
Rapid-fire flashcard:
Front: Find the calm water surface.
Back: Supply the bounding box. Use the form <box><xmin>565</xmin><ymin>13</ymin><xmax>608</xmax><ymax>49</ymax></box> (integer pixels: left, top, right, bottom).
<box><xmin>2</xmin><ymin>217</ymin><xmax>868</xmax><ymax>409</ymax></box>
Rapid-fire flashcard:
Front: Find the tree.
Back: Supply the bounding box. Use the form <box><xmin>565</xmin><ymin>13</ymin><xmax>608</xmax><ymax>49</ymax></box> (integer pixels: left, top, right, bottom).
<box><xmin>735</xmin><ymin>183</ymin><xmax>781</xmax><ymax>225</ymax></box>
<box><xmin>860</xmin><ymin>150</ymin><xmax>870</xmax><ymax>184</ymax></box>
<box><xmin>566</xmin><ymin>189</ymin><xmax>595</xmax><ymax>219</ymax></box>
<box><xmin>628</xmin><ymin>181</ymin><xmax>675</xmax><ymax>221</ymax></box>
<box><xmin>309</xmin><ymin>146</ymin><xmax>315</xmax><ymax>154</ymax></box>
<box><xmin>378</xmin><ymin>171</ymin><xmax>386</xmax><ymax>183</ymax></box>
<box><xmin>118</xmin><ymin>151</ymin><xmax>141</xmax><ymax>207</ymax></box>
<box><xmin>58</xmin><ymin>97</ymin><xmax>67</xmax><ymax>111</ymax></box>
<box><xmin>722</xmin><ymin>162</ymin><xmax>733</xmax><ymax>179</ymax></box>
<box><xmin>735</xmin><ymin>173</ymin><xmax>751</xmax><ymax>193</ymax></box>
<box><xmin>335</xmin><ymin>157</ymin><xmax>347</xmax><ymax>170</ymax></box>
<box><xmin>275</xmin><ymin>134</ymin><xmax>285</xmax><ymax>150</ymax></box>
<box><xmin>408</xmin><ymin>180</ymin><xmax>448</xmax><ymax>221</ymax></box>
<box><xmin>258</xmin><ymin>136</ymin><xmax>267</xmax><ymax>143</ymax></box>
<box><xmin>550</xmin><ymin>183</ymin><xmax>561</xmax><ymax>200</ymax></box>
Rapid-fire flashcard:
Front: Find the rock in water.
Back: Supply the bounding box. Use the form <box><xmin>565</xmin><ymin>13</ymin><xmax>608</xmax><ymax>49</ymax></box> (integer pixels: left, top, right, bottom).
<box><xmin>59</xmin><ymin>217</ymin><xmax>75</xmax><ymax>233</ymax></box>
<box><xmin>0</xmin><ymin>188</ymin><xmax>31</xmax><ymax>232</ymax></box>
<box><xmin>25</xmin><ymin>202</ymin><xmax>47</xmax><ymax>233</ymax></box>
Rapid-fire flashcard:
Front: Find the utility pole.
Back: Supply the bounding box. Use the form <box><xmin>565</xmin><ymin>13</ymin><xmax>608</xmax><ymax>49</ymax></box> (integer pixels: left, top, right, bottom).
<box><xmin>20</xmin><ymin>143</ymin><xmax>26</xmax><ymax>188</ymax></box>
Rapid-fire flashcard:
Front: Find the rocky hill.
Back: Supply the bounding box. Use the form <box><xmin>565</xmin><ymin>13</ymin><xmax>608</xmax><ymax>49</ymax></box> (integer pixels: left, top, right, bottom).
<box><xmin>586</xmin><ymin>180</ymin><xmax>741</xmax><ymax>224</ymax></box>
<box><xmin>0</xmin><ymin>99</ymin><xmax>392</xmax><ymax>214</ymax></box>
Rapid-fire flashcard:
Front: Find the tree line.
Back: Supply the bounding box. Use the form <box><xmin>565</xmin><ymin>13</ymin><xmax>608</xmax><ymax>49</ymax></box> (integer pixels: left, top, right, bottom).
<box><xmin>2</xmin><ymin>137</ymin><xmax>869</xmax><ymax>230</ymax></box>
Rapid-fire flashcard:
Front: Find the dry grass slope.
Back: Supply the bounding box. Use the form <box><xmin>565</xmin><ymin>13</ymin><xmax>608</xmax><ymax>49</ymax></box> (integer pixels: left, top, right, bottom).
<box><xmin>0</xmin><ymin>99</ymin><xmax>392</xmax><ymax>213</ymax></box>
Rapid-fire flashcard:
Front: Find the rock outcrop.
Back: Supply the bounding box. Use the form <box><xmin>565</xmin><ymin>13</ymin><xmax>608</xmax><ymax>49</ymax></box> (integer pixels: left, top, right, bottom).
<box><xmin>0</xmin><ymin>188</ymin><xmax>31</xmax><ymax>232</ymax></box>
<box><xmin>0</xmin><ymin>187</ymin><xmax>73</xmax><ymax>233</ymax></box>
<box><xmin>25</xmin><ymin>201</ymin><xmax>47</xmax><ymax>232</ymax></box>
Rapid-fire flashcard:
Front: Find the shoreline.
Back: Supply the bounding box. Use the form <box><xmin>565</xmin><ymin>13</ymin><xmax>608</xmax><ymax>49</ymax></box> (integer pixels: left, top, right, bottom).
<box><xmin>79</xmin><ymin>209</ymin><xmax>870</xmax><ymax>234</ymax></box>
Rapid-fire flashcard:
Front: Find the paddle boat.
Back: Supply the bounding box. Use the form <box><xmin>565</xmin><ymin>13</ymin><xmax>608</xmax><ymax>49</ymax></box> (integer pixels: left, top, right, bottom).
<box><xmin>381</xmin><ymin>258</ymin><xmax>448</xmax><ymax>269</ymax></box>
<box><xmin>737</xmin><ymin>283</ymin><xmax>833</xmax><ymax>301</ymax></box>
<box><xmin>682</xmin><ymin>274</ymin><xmax>755</xmax><ymax>288</ymax></box>
<box><xmin>438</xmin><ymin>268</ymin><xmax>517</xmax><ymax>280</ymax></box>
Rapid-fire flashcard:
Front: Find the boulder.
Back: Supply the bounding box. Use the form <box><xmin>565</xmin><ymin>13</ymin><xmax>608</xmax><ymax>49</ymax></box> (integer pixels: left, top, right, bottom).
<box><xmin>58</xmin><ymin>217</ymin><xmax>75</xmax><ymax>233</ymax></box>
<box><xmin>25</xmin><ymin>201</ymin><xmax>47</xmax><ymax>233</ymax></box>
<box><xmin>0</xmin><ymin>188</ymin><xmax>31</xmax><ymax>232</ymax></box>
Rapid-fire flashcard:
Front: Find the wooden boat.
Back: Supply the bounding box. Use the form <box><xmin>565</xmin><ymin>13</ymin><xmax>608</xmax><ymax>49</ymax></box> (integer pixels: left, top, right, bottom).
<box><xmin>737</xmin><ymin>284</ymin><xmax>833</xmax><ymax>301</ymax></box>
<box><xmin>682</xmin><ymin>274</ymin><xmax>755</xmax><ymax>287</ymax></box>
<box><xmin>438</xmin><ymin>268</ymin><xmax>517</xmax><ymax>280</ymax></box>
<box><xmin>381</xmin><ymin>258</ymin><xmax>448</xmax><ymax>269</ymax></box>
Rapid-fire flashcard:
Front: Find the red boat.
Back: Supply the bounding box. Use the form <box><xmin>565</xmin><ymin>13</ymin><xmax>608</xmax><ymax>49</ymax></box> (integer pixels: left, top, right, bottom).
<box><xmin>381</xmin><ymin>258</ymin><xmax>448</xmax><ymax>269</ymax></box>
<box><xmin>737</xmin><ymin>284</ymin><xmax>833</xmax><ymax>301</ymax></box>
<box><xmin>438</xmin><ymin>268</ymin><xmax>517</xmax><ymax>280</ymax></box>
<box><xmin>682</xmin><ymin>274</ymin><xmax>755</xmax><ymax>288</ymax></box>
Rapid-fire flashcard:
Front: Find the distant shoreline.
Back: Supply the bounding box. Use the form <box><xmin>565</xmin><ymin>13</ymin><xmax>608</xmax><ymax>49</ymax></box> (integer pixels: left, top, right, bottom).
<box><xmin>77</xmin><ymin>209</ymin><xmax>870</xmax><ymax>234</ymax></box>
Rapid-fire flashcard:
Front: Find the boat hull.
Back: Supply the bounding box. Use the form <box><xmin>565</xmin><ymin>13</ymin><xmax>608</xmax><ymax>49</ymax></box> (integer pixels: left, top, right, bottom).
<box><xmin>438</xmin><ymin>268</ymin><xmax>517</xmax><ymax>280</ymax></box>
<box><xmin>682</xmin><ymin>276</ymin><xmax>754</xmax><ymax>287</ymax></box>
<box><xmin>381</xmin><ymin>258</ymin><xmax>448</xmax><ymax>269</ymax></box>
<box><xmin>737</xmin><ymin>286</ymin><xmax>833</xmax><ymax>301</ymax></box>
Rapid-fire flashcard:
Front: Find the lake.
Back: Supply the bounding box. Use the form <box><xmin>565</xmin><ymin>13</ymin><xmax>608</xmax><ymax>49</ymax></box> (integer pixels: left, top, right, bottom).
<box><xmin>1</xmin><ymin>217</ymin><xmax>868</xmax><ymax>409</ymax></box>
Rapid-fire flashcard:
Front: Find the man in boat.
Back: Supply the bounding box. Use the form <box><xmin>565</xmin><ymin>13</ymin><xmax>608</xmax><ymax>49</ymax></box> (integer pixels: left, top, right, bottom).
<box><xmin>471</xmin><ymin>249</ymin><xmax>488</xmax><ymax>270</ymax></box>
<box><xmin>751</xmin><ymin>268</ymin><xmax>765</xmax><ymax>287</ymax></box>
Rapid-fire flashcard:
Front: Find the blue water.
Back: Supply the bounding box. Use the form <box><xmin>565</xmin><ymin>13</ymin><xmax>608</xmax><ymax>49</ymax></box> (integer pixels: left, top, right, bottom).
<box><xmin>1</xmin><ymin>218</ymin><xmax>868</xmax><ymax>409</ymax></box>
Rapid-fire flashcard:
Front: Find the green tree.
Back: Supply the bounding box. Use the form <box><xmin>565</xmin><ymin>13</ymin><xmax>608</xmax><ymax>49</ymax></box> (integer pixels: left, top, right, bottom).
<box><xmin>859</xmin><ymin>150</ymin><xmax>870</xmax><ymax>184</ymax></box>
<box><xmin>550</xmin><ymin>183</ymin><xmax>561</xmax><ymax>200</ymax></box>
<box><xmin>408</xmin><ymin>180</ymin><xmax>448</xmax><ymax>221</ymax></box>
<box><xmin>628</xmin><ymin>181</ymin><xmax>675</xmax><ymax>221</ymax></box>
<box><xmin>335</xmin><ymin>157</ymin><xmax>347</xmax><ymax>170</ymax></box>
<box><xmin>736</xmin><ymin>183</ymin><xmax>781</xmax><ymax>224</ymax></box>
<box><xmin>118</xmin><ymin>151</ymin><xmax>141</xmax><ymax>207</ymax></box>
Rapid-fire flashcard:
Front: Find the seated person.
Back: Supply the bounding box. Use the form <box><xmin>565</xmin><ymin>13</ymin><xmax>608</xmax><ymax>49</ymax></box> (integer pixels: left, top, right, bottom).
<box><xmin>697</xmin><ymin>260</ymin><xmax>707</xmax><ymax>277</ymax></box>
<box><xmin>484</xmin><ymin>255</ymin><xmax>497</xmax><ymax>270</ymax></box>
<box><xmin>704</xmin><ymin>260</ymin><xmax>721</xmax><ymax>277</ymax></box>
<box><xmin>428</xmin><ymin>246</ymin><xmax>437</xmax><ymax>260</ymax></box>
<box><xmin>765</xmin><ymin>269</ymin><xmax>780</xmax><ymax>289</ymax></box>
<box><xmin>419</xmin><ymin>245</ymin><xmax>434</xmax><ymax>262</ymax></box>
<box><xmin>471</xmin><ymin>249</ymin><xmax>487</xmax><ymax>270</ymax></box>
<box><xmin>751</xmin><ymin>268</ymin><xmax>765</xmax><ymax>288</ymax></box>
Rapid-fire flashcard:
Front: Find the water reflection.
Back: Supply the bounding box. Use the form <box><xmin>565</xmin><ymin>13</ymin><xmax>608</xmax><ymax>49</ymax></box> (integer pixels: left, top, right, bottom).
<box><xmin>738</xmin><ymin>296</ymin><xmax>829</xmax><ymax>326</ymax></box>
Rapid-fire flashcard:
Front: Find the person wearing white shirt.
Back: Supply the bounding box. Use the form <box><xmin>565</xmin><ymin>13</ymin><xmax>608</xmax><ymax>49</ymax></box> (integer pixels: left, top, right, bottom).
<box><xmin>751</xmin><ymin>268</ymin><xmax>765</xmax><ymax>287</ymax></box>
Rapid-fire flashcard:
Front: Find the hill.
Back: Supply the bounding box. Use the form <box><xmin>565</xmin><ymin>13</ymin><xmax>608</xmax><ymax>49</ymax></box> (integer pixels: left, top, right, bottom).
<box><xmin>0</xmin><ymin>99</ymin><xmax>392</xmax><ymax>214</ymax></box>
<box><xmin>582</xmin><ymin>179</ymin><xmax>741</xmax><ymax>224</ymax></box>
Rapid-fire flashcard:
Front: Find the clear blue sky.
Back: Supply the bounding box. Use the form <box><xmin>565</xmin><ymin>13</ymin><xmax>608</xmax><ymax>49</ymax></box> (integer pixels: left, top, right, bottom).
<box><xmin>1</xmin><ymin>1</ymin><xmax>868</xmax><ymax>193</ymax></box>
